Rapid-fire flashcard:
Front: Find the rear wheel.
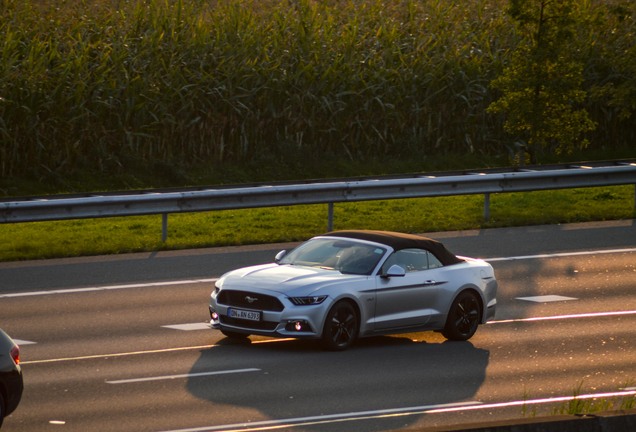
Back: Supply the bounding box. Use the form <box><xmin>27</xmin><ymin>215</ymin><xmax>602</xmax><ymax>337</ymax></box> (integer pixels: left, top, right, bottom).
<box><xmin>322</xmin><ymin>301</ymin><xmax>359</xmax><ymax>351</ymax></box>
<box><xmin>442</xmin><ymin>291</ymin><xmax>481</xmax><ymax>341</ymax></box>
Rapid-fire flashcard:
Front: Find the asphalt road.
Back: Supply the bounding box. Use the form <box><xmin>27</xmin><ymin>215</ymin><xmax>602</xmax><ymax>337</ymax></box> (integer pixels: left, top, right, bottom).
<box><xmin>1</xmin><ymin>220</ymin><xmax>635</xmax><ymax>431</ymax></box>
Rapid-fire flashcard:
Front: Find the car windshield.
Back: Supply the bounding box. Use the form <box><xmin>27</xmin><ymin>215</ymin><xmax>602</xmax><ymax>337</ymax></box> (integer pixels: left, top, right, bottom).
<box><xmin>279</xmin><ymin>238</ymin><xmax>387</xmax><ymax>275</ymax></box>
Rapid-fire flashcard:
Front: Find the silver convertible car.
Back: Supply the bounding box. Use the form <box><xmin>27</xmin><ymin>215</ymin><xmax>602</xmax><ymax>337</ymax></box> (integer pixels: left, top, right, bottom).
<box><xmin>209</xmin><ymin>230</ymin><xmax>497</xmax><ymax>350</ymax></box>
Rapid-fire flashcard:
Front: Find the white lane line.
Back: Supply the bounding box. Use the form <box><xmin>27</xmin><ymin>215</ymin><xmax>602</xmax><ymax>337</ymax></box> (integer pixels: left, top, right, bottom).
<box><xmin>21</xmin><ymin>345</ymin><xmax>216</xmax><ymax>365</ymax></box>
<box><xmin>486</xmin><ymin>247</ymin><xmax>636</xmax><ymax>262</ymax></box>
<box><xmin>158</xmin><ymin>401</ymin><xmax>483</xmax><ymax>432</ymax></box>
<box><xmin>516</xmin><ymin>295</ymin><xmax>578</xmax><ymax>303</ymax></box>
<box><xmin>106</xmin><ymin>368</ymin><xmax>260</xmax><ymax>384</ymax></box>
<box><xmin>20</xmin><ymin>338</ymin><xmax>294</xmax><ymax>365</ymax></box>
<box><xmin>427</xmin><ymin>389</ymin><xmax>636</xmax><ymax>413</ymax></box>
<box><xmin>2</xmin><ymin>247</ymin><xmax>634</xmax><ymax>299</ymax></box>
<box><xmin>12</xmin><ymin>339</ymin><xmax>37</xmax><ymax>345</ymax></box>
<box><xmin>162</xmin><ymin>323</ymin><xmax>211</xmax><ymax>331</ymax></box>
<box><xmin>489</xmin><ymin>309</ymin><xmax>636</xmax><ymax>324</ymax></box>
<box><xmin>0</xmin><ymin>278</ymin><xmax>217</xmax><ymax>299</ymax></box>
<box><xmin>160</xmin><ymin>389</ymin><xmax>636</xmax><ymax>432</ymax></box>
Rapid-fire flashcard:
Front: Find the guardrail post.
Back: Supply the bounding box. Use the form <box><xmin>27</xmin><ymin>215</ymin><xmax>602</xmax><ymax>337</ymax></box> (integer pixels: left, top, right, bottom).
<box><xmin>484</xmin><ymin>193</ymin><xmax>491</xmax><ymax>222</ymax></box>
<box><xmin>162</xmin><ymin>213</ymin><xmax>168</xmax><ymax>242</ymax></box>
<box><xmin>327</xmin><ymin>203</ymin><xmax>334</xmax><ymax>231</ymax></box>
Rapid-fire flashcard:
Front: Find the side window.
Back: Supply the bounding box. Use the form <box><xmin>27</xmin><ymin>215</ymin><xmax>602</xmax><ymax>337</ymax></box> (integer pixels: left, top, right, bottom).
<box><xmin>382</xmin><ymin>248</ymin><xmax>430</xmax><ymax>273</ymax></box>
<box><xmin>426</xmin><ymin>251</ymin><xmax>443</xmax><ymax>269</ymax></box>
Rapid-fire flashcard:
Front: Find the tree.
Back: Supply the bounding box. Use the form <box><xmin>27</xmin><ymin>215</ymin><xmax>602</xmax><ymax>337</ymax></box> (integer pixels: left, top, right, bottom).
<box><xmin>488</xmin><ymin>0</ymin><xmax>596</xmax><ymax>164</ymax></box>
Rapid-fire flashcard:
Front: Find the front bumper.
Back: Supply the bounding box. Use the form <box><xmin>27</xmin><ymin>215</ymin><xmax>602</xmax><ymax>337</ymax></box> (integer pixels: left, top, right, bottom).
<box><xmin>208</xmin><ymin>302</ymin><xmax>328</xmax><ymax>339</ymax></box>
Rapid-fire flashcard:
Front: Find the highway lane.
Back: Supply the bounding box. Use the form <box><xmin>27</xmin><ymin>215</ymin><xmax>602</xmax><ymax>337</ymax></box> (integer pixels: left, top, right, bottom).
<box><xmin>1</xmin><ymin>221</ymin><xmax>635</xmax><ymax>431</ymax></box>
<box><xmin>1</xmin><ymin>220</ymin><xmax>634</xmax><ymax>293</ymax></box>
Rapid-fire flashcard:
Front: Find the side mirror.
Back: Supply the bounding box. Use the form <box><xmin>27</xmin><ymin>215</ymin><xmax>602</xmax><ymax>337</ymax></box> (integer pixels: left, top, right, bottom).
<box><xmin>274</xmin><ymin>250</ymin><xmax>287</xmax><ymax>263</ymax></box>
<box><xmin>382</xmin><ymin>264</ymin><xmax>406</xmax><ymax>278</ymax></box>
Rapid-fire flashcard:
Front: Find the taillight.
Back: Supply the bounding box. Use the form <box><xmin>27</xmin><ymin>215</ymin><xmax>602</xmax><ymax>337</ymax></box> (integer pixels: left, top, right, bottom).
<box><xmin>10</xmin><ymin>345</ymin><xmax>20</xmax><ymax>365</ymax></box>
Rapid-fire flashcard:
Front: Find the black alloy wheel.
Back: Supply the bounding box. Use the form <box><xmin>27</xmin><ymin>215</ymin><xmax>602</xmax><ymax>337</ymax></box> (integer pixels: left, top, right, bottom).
<box><xmin>442</xmin><ymin>291</ymin><xmax>481</xmax><ymax>341</ymax></box>
<box><xmin>322</xmin><ymin>301</ymin><xmax>359</xmax><ymax>351</ymax></box>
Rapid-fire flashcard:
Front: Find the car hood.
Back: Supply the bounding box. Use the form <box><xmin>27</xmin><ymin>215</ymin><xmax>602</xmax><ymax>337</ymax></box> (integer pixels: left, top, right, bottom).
<box><xmin>219</xmin><ymin>263</ymin><xmax>364</xmax><ymax>295</ymax></box>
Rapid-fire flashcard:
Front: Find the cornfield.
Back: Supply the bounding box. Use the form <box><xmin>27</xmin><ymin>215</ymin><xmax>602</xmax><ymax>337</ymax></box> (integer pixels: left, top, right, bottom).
<box><xmin>0</xmin><ymin>0</ymin><xmax>634</xmax><ymax>181</ymax></box>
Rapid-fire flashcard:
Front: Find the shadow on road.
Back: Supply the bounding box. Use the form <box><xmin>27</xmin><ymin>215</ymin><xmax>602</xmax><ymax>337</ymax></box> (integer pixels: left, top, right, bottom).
<box><xmin>186</xmin><ymin>334</ymin><xmax>489</xmax><ymax>431</ymax></box>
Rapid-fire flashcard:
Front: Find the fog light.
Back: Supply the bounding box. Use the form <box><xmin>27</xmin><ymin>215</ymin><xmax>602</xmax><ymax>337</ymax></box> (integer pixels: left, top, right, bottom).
<box><xmin>285</xmin><ymin>320</ymin><xmax>312</xmax><ymax>332</ymax></box>
<box><xmin>210</xmin><ymin>309</ymin><xmax>219</xmax><ymax>321</ymax></box>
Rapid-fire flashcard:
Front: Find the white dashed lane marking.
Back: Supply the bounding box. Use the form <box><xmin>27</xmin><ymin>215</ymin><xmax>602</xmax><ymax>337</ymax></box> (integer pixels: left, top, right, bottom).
<box><xmin>106</xmin><ymin>368</ymin><xmax>261</xmax><ymax>384</ymax></box>
<box><xmin>516</xmin><ymin>295</ymin><xmax>578</xmax><ymax>303</ymax></box>
<box><xmin>162</xmin><ymin>323</ymin><xmax>210</xmax><ymax>331</ymax></box>
<box><xmin>13</xmin><ymin>339</ymin><xmax>37</xmax><ymax>345</ymax></box>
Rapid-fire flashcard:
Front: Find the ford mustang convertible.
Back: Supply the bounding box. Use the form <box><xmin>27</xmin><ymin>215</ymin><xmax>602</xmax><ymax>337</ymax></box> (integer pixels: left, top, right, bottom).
<box><xmin>209</xmin><ymin>230</ymin><xmax>497</xmax><ymax>350</ymax></box>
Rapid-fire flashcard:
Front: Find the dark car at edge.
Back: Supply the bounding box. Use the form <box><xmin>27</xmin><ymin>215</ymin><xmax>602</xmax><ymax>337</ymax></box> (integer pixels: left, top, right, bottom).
<box><xmin>0</xmin><ymin>328</ymin><xmax>23</xmax><ymax>429</ymax></box>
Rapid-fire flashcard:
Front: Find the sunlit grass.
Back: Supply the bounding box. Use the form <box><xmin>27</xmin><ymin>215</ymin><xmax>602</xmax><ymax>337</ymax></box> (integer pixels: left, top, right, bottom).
<box><xmin>1</xmin><ymin>186</ymin><xmax>633</xmax><ymax>261</ymax></box>
<box><xmin>522</xmin><ymin>381</ymin><xmax>636</xmax><ymax>418</ymax></box>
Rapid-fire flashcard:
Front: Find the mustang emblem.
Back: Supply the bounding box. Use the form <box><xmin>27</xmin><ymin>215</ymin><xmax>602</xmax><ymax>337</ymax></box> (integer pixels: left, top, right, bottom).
<box><xmin>245</xmin><ymin>296</ymin><xmax>259</xmax><ymax>304</ymax></box>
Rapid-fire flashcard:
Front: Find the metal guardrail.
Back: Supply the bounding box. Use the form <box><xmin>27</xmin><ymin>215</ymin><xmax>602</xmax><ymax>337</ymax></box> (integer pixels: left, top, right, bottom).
<box><xmin>1</xmin><ymin>161</ymin><xmax>635</xmax><ymax>240</ymax></box>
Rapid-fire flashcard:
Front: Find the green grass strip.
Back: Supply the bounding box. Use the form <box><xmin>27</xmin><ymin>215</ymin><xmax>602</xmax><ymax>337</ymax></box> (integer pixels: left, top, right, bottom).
<box><xmin>1</xmin><ymin>186</ymin><xmax>633</xmax><ymax>261</ymax></box>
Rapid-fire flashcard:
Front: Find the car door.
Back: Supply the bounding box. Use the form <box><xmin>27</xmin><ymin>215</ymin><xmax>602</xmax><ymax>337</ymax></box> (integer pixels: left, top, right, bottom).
<box><xmin>373</xmin><ymin>248</ymin><xmax>446</xmax><ymax>331</ymax></box>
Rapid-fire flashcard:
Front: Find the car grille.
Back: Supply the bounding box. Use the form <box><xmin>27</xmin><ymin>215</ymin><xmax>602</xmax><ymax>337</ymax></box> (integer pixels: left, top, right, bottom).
<box><xmin>217</xmin><ymin>290</ymin><xmax>284</xmax><ymax>312</ymax></box>
<box><xmin>219</xmin><ymin>316</ymin><xmax>279</xmax><ymax>331</ymax></box>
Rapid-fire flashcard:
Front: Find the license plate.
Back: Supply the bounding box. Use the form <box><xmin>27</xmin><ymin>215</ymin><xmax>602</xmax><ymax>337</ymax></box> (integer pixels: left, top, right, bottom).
<box><xmin>228</xmin><ymin>308</ymin><xmax>261</xmax><ymax>321</ymax></box>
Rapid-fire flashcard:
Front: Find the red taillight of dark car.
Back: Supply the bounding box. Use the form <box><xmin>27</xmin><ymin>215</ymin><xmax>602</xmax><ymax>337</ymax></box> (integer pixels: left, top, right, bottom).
<box><xmin>10</xmin><ymin>344</ymin><xmax>20</xmax><ymax>365</ymax></box>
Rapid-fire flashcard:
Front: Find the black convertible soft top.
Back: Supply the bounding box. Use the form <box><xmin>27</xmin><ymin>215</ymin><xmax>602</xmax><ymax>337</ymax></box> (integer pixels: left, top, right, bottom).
<box><xmin>322</xmin><ymin>230</ymin><xmax>464</xmax><ymax>266</ymax></box>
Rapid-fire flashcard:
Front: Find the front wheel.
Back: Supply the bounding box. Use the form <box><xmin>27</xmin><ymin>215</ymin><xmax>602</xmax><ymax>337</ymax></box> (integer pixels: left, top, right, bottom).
<box><xmin>442</xmin><ymin>291</ymin><xmax>481</xmax><ymax>341</ymax></box>
<box><xmin>322</xmin><ymin>301</ymin><xmax>359</xmax><ymax>351</ymax></box>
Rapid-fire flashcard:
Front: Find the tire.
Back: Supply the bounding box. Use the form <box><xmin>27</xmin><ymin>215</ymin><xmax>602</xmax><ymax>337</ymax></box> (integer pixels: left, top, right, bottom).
<box><xmin>442</xmin><ymin>291</ymin><xmax>481</xmax><ymax>341</ymax></box>
<box><xmin>221</xmin><ymin>329</ymin><xmax>250</xmax><ymax>339</ymax></box>
<box><xmin>321</xmin><ymin>301</ymin><xmax>359</xmax><ymax>351</ymax></box>
<box><xmin>0</xmin><ymin>391</ymin><xmax>4</xmax><ymax>429</ymax></box>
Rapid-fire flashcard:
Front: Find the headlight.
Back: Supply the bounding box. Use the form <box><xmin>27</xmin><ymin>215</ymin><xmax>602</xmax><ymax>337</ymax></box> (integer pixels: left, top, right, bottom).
<box><xmin>289</xmin><ymin>296</ymin><xmax>327</xmax><ymax>306</ymax></box>
<box><xmin>213</xmin><ymin>278</ymin><xmax>223</xmax><ymax>295</ymax></box>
